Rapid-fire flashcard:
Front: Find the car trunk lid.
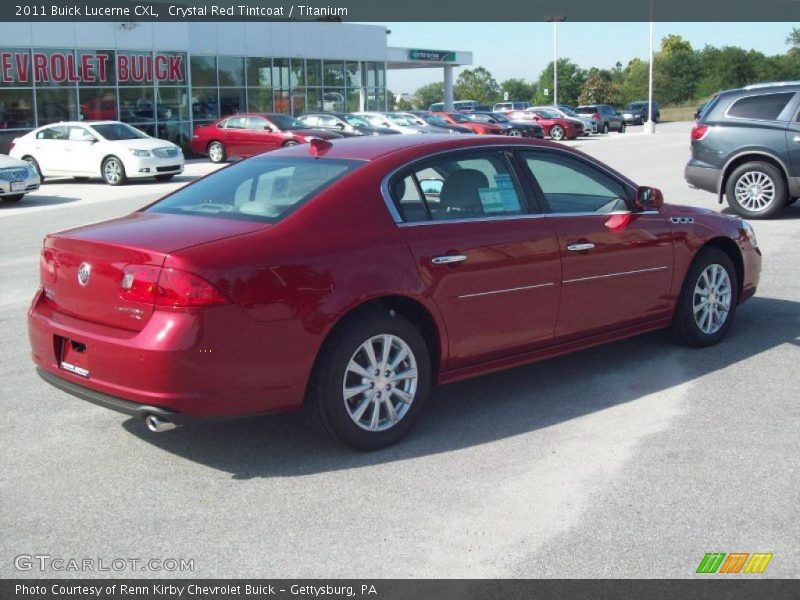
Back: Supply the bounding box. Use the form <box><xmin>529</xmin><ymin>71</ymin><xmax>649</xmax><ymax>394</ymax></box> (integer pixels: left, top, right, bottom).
<box><xmin>41</xmin><ymin>212</ymin><xmax>268</xmax><ymax>331</ymax></box>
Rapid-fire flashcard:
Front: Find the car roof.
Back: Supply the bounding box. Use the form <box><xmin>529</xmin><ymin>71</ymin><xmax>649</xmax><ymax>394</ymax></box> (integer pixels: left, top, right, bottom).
<box><xmin>37</xmin><ymin>120</ymin><xmax>120</xmax><ymax>127</ymax></box>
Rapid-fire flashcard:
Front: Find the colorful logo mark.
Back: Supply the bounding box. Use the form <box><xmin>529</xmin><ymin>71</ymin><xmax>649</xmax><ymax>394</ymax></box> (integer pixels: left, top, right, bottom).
<box><xmin>696</xmin><ymin>552</ymin><xmax>773</xmax><ymax>574</ymax></box>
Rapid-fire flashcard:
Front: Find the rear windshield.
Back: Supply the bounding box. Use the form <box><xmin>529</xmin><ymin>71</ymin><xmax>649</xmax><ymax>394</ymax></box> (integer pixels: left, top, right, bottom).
<box><xmin>146</xmin><ymin>157</ymin><xmax>361</xmax><ymax>223</ymax></box>
<box><xmin>574</xmin><ymin>106</ymin><xmax>596</xmax><ymax>114</ymax></box>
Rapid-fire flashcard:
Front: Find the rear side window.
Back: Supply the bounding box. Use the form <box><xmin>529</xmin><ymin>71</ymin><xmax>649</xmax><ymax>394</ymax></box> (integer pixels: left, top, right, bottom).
<box><xmin>727</xmin><ymin>92</ymin><xmax>794</xmax><ymax>121</ymax></box>
<box><xmin>147</xmin><ymin>157</ymin><xmax>361</xmax><ymax>223</ymax></box>
<box><xmin>390</xmin><ymin>150</ymin><xmax>528</xmax><ymax>223</ymax></box>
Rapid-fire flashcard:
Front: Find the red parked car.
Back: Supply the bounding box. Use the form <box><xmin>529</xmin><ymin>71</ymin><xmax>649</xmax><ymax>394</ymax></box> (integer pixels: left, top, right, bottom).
<box><xmin>29</xmin><ymin>135</ymin><xmax>761</xmax><ymax>450</ymax></box>
<box><xmin>190</xmin><ymin>113</ymin><xmax>341</xmax><ymax>163</ymax></box>
<box><xmin>434</xmin><ymin>112</ymin><xmax>505</xmax><ymax>135</ymax></box>
<box><xmin>508</xmin><ymin>110</ymin><xmax>581</xmax><ymax>141</ymax></box>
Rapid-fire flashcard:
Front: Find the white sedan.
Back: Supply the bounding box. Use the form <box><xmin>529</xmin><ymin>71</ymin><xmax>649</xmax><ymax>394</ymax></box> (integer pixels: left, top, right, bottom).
<box><xmin>0</xmin><ymin>154</ymin><xmax>40</xmax><ymax>202</ymax></box>
<box><xmin>10</xmin><ymin>121</ymin><xmax>184</xmax><ymax>186</ymax></box>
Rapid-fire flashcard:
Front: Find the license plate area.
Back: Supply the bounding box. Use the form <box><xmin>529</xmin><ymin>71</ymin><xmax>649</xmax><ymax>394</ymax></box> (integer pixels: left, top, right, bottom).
<box><xmin>10</xmin><ymin>181</ymin><xmax>24</xmax><ymax>192</ymax></box>
<box><xmin>58</xmin><ymin>336</ymin><xmax>90</xmax><ymax>378</ymax></box>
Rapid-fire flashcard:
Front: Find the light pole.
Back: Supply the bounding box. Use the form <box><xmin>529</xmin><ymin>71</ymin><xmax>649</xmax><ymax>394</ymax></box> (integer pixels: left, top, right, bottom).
<box><xmin>644</xmin><ymin>15</ymin><xmax>656</xmax><ymax>133</ymax></box>
<box><xmin>545</xmin><ymin>16</ymin><xmax>565</xmax><ymax>107</ymax></box>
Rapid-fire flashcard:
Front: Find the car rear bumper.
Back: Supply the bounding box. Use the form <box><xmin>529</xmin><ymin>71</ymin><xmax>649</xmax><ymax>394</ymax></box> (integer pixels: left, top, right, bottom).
<box><xmin>685</xmin><ymin>161</ymin><xmax>720</xmax><ymax>194</ymax></box>
<box><xmin>28</xmin><ymin>290</ymin><xmax>310</xmax><ymax>420</ymax></box>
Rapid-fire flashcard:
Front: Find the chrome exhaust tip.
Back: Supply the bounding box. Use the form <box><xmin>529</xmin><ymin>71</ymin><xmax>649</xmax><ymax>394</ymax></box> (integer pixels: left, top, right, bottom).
<box><xmin>144</xmin><ymin>414</ymin><xmax>177</xmax><ymax>433</ymax></box>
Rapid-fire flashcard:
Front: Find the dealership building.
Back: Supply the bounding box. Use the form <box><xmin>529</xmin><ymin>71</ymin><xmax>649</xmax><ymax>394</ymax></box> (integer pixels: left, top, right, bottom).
<box><xmin>0</xmin><ymin>21</ymin><xmax>472</xmax><ymax>151</ymax></box>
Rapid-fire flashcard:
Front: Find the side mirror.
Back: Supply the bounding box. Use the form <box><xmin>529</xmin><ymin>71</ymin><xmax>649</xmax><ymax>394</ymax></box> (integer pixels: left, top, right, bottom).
<box><xmin>635</xmin><ymin>186</ymin><xmax>664</xmax><ymax>210</ymax></box>
<box><xmin>263</xmin><ymin>125</ymin><xmax>273</xmax><ymax>131</ymax></box>
<box><xmin>335</xmin><ymin>122</ymin><xmax>345</xmax><ymax>129</ymax></box>
<box><xmin>488</xmin><ymin>119</ymin><xmax>496</xmax><ymax>124</ymax></box>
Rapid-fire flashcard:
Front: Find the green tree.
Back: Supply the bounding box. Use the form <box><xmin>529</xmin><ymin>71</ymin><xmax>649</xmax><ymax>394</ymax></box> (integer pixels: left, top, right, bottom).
<box><xmin>413</xmin><ymin>81</ymin><xmax>444</xmax><ymax>109</ymax></box>
<box><xmin>395</xmin><ymin>98</ymin><xmax>414</xmax><ymax>111</ymax></box>
<box><xmin>499</xmin><ymin>78</ymin><xmax>535</xmax><ymax>103</ymax></box>
<box><xmin>534</xmin><ymin>59</ymin><xmax>586</xmax><ymax>106</ymax></box>
<box><xmin>618</xmin><ymin>58</ymin><xmax>649</xmax><ymax>105</ymax></box>
<box><xmin>786</xmin><ymin>26</ymin><xmax>800</xmax><ymax>48</ymax></box>
<box><xmin>454</xmin><ymin>67</ymin><xmax>501</xmax><ymax>104</ymax></box>
<box><xmin>654</xmin><ymin>35</ymin><xmax>701</xmax><ymax>104</ymax></box>
<box><xmin>578</xmin><ymin>74</ymin><xmax>619</xmax><ymax>105</ymax></box>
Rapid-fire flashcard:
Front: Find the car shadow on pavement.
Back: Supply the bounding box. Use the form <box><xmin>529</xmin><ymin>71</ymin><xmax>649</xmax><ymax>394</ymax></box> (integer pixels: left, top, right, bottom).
<box><xmin>721</xmin><ymin>205</ymin><xmax>800</xmax><ymax>220</ymax></box>
<box><xmin>0</xmin><ymin>193</ymin><xmax>80</xmax><ymax>209</ymax></box>
<box><xmin>121</xmin><ymin>296</ymin><xmax>800</xmax><ymax>479</ymax></box>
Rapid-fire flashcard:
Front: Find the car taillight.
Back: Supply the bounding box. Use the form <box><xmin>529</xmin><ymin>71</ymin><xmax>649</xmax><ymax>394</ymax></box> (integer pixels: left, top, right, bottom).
<box><xmin>8</xmin><ymin>141</ymin><xmax>15</xmax><ymax>151</ymax></box>
<box><xmin>691</xmin><ymin>124</ymin><xmax>709</xmax><ymax>141</ymax></box>
<box><xmin>592</xmin><ymin>113</ymin><xmax>601</xmax><ymax>121</ymax></box>
<box><xmin>40</xmin><ymin>247</ymin><xmax>56</xmax><ymax>284</ymax></box>
<box><xmin>120</xmin><ymin>265</ymin><xmax>228</xmax><ymax>308</ymax></box>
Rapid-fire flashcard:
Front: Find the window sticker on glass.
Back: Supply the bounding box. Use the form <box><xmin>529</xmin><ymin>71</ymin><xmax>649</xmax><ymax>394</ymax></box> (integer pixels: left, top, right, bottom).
<box><xmin>478</xmin><ymin>174</ymin><xmax>522</xmax><ymax>213</ymax></box>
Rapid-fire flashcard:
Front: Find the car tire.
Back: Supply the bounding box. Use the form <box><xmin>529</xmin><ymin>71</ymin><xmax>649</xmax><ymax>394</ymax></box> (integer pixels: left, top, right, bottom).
<box><xmin>619</xmin><ymin>122</ymin><xmax>626</xmax><ymax>133</ymax></box>
<box><xmin>549</xmin><ymin>125</ymin><xmax>565</xmax><ymax>141</ymax></box>
<box><xmin>154</xmin><ymin>174</ymin><xmax>175</xmax><ymax>182</ymax></box>
<box><xmin>304</xmin><ymin>310</ymin><xmax>432</xmax><ymax>451</ymax></box>
<box><xmin>671</xmin><ymin>247</ymin><xmax>739</xmax><ymax>348</ymax></box>
<box><xmin>602</xmin><ymin>123</ymin><xmax>609</xmax><ymax>134</ymax></box>
<box><xmin>725</xmin><ymin>161</ymin><xmax>787</xmax><ymax>219</ymax></box>
<box><xmin>101</xmin><ymin>156</ymin><xmax>127</xmax><ymax>186</ymax></box>
<box><xmin>207</xmin><ymin>141</ymin><xmax>226</xmax><ymax>163</ymax></box>
<box><xmin>283</xmin><ymin>140</ymin><xmax>299</xmax><ymax>147</ymax></box>
<box><xmin>23</xmin><ymin>156</ymin><xmax>44</xmax><ymax>182</ymax></box>
<box><xmin>1</xmin><ymin>194</ymin><xmax>24</xmax><ymax>203</ymax></box>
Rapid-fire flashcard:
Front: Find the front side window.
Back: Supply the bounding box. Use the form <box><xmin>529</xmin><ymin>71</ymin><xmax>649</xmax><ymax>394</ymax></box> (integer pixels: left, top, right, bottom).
<box><xmin>68</xmin><ymin>126</ymin><xmax>95</xmax><ymax>141</ymax></box>
<box><xmin>727</xmin><ymin>92</ymin><xmax>794</xmax><ymax>121</ymax></box>
<box><xmin>91</xmin><ymin>123</ymin><xmax>148</xmax><ymax>141</ymax></box>
<box><xmin>522</xmin><ymin>151</ymin><xmax>629</xmax><ymax>214</ymax></box>
<box><xmin>391</xmin><ymin>151</ymin><xmax>527</xmax><ymax>223</ymax></box>
<box><xmin>147</xmin><ymin>157</ymin><xmax>361</xmax><ymax>223</ymax></box>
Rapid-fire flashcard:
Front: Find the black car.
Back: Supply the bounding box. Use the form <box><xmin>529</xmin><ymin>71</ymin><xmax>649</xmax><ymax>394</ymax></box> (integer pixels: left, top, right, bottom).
<box><xmin>403</xmin><ymin>111</ymin><xmax>474</xmax><ymax>134</ymax></box>
<box><xmin>297</xmin><ymin>112</ymin><xmax>400</xmax><ymax>136</ymax></box>
<box><xmin>465</xmin><ymin>111</ymin><xmax>544</xmax><ymax>139</ymax></box>
<box><xmin>685</xmin><ymin>81</ymin><xmax>800</xmax><ymax>218</ymax></box>
<box><xmin>622</xmin><ymin>101</ymin><xmax>660</xmax><ymax>125</ymax></box>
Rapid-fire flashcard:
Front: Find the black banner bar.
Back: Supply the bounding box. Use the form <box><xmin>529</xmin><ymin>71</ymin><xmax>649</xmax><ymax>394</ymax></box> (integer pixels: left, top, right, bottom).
<box><xmin>1</xmin><ymin>0</ymin><xmax>800</xmax><ymax>22</ymax></box>
<box><xmin>3</xmin><ymin>580</ymin><xmax>800</xmax><ymax>600</ymax></box>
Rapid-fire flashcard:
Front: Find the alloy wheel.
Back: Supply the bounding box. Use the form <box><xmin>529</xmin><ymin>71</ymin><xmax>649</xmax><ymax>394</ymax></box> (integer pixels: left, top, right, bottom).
<box><xmin>507</xmin><ymin>129</ymin><xmax>522</xmax><ymax>137</ymax></box>
<box><xmin>342</xmin><ymin>334</ymin><xmax>418</xmax><ymax>432</ymax></box>
<box><xmin>208</xmin><ymin>143</ymin><xmax>224</xmax><ymax>163</ymax></box>
<box><xmin>550</xmin><ymin>126</ymin><xmax>564</xmax><ymax>141</ymax></box>
<box><xmin>734</xmin><ymin>171</ymin><xmax>776</xmax><ymax>213</ymax></box>
<box><xmin>693</xmin><ymin>264</ymin><xmax>732</xmax><ymax>335</ymax></box>
<box><xmin>103</xmin><ymin>159</ymin><xmax>122</xmax><ymax>184</ymax></box>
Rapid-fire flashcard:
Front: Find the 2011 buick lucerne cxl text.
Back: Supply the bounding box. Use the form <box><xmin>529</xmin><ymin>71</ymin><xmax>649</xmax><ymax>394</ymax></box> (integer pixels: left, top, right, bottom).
<box><xmin>28</xmin><ymin>135</ymin><xmax>761</xmax><ymax>450</ymax></box>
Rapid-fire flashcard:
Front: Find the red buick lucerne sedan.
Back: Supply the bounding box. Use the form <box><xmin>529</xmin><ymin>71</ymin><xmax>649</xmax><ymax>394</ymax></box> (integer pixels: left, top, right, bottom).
<box><xmin>190</xmin><ymin>113</ymin><xmax>342</xmax><ymax>163</ymax></box>
<box><xmin>28</xmin><ymin>135</ymin><xmax>761</xmax><ymax>450</ymax></box>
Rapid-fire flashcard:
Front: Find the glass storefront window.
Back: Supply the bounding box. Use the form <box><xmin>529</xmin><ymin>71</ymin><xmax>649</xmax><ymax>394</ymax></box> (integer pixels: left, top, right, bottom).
<box><xmin>346</xmin><ymin>90</ymin><xmax>360</xmax><ymax>113</ymax></box>
<box><xmin>377</xmin><ymin>63</ymin><xmax>386</xmax><ymax>87</ymax></box>
<box><xmin>156</xmin><ymin>87</ymin><xmax>190</xmax><ymax>122</ymax></box>
<box><xmin>191</xmin><ymin>56</ymin><xmax>217</xmax><ymax>87</ymax></box>
<box><xmin>305</xmin><ymin>60</ymin><xmax>321</xmax><ymax>87</ymax></box>
<box><xmin>274</xmin><ymin>90</ymin><xmax>290</xmax><ymax>114</ymax></box>
<box><xmin>156</xmin><ymin>121</ymin><xmax>190</xmax><ymax>148</ymax></box>
<box><xmin>290</xmin><ymin>59</ymin><xmax>305</xmax><ymax>88</ymax></box>
<box><xmin>218</xmin><ymin>56</ymin><xmax>244</xmax><ymax>87</ymax></box>
<box><xmin>305</xmin><ymin>88</ymin><xmax>322</xmax><ymax>113</ymax></box>
<box><xmin>364</xmin><ymin>62</ymin><xmax>377</xmax><ymax>88</ymax></box>
<box><xmin>31</xmin><ymin>49</ymin><xmax>75</xmax><ymax>88</ymax></box>
<box><xmin>192</xmin><ymin>87</ymin><xmax>219</xmax><ymax>121</ymax></box>
<box><xmin>119</xmin><ymin>87</ymin><xmax>154</xmax><ymax>123</ymax></box>
<box><xmin>324</xmin><ymin>61</ymin><xmax>344</xmax><ymax>87</ymax></box>
<box><xmin>272</xmin><ymin>59</ymin><xmax>290</xmax><ymax>89</ymax></box>
<box><xmin>246</xmin><ymin>57</ymin><xmax>271</xmax><ymax>88</ymax></box>
<box><xmin>77</xmin><ymin>49</ymin><xmax>115</xmax><ymax>86</ymax></box>
<box><xmin>115</xmin><ymin>51</ymin><xmax>154</xmax><ymax>86</ymax></box>
<box><xmin>37</xmin><ymin>88</ymin><xmax>78</xmax><ymax>124</ymax></box>
<box><xmin>154</xmin><ymin>52</ymin><xmax>187</xmax><ymax>87</ymax></box>
<box><xmin>345</xmin><ymin>61</ymin><xmax>360</xmax><ymax>89</ymax></box>
<box><xmin>323</xmin><ymin>89</ymin><xmax>345</xmax><ymax>112</ymax></box>
<box><xmin>247</xmin><ymin>87</ymin><xmax>272</xmax><ymax>112</ymax></box>
<box><xmin>79</xmin><ymin>87</ymin><xmax>117</xmax><ymax>121</ymax></box>
<box><xmin>0</xmin><ymin>88</ymin><xmax>34</xmax><ymax>129</ymax></box>
<box><xmin>219</xmin><ymin>88</ymin><xmax>246</xmax><ymax>116</ymax></box>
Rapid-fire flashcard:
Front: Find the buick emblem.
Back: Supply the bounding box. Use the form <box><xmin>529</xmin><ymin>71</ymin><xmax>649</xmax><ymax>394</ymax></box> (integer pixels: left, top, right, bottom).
<box><xmin>77</xmin><ymin>262</ymin><xmax>91</xmax><ymax>287</ymax></box>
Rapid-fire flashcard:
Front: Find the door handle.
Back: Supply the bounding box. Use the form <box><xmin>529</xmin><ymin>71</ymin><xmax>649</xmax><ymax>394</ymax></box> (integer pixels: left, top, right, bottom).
<box><xmin>567</xmin><ymin>242</ymin><xmax>595</xmax><ymax>252</ymax></box>
<box><xmin>432</xmin><ymin>255</ymin><xmax>467</xmax><ymax>265</ymax></box>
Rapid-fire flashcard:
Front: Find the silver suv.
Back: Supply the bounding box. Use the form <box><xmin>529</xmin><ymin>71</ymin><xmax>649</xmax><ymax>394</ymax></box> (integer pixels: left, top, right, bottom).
<box><xmin>685</xmin><ymin>81</ymin><xmax>800</xmax><ymax>218</ymax></box>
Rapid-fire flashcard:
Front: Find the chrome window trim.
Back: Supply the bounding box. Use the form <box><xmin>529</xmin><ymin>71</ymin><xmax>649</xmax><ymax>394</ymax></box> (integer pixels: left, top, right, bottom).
<box><xmin>458</xmin><ymin>282</ymin><xmax>556</xmax><ymax>299</ymax></box>
<box><xmin>379</xmin><ymin>143</ymin><xmax>638</xmax><ymax>226</ymax></box>
<box><xmin>563</xmin><ymin>266</ymin><xmax>668</xmax><ymax>284</ymax></box>
<box><xmin>722</xmin><ymin>91</ymin><xmax>797</xmax><ymax>123</ymax></box>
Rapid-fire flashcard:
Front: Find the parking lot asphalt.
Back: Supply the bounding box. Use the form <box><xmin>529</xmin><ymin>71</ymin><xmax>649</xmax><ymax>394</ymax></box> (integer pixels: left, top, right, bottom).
<box><xmin>1</xmin><ymin>122</ymin><xmax>797</xmax><ymax>578</ymax></box>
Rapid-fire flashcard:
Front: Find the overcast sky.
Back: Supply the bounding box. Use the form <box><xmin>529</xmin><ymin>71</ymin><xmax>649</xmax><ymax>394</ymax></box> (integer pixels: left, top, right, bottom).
<box><xmin>367</xmin><ymin>22</ymin><xmax>796</xmax><ymax>95</ymax></box>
